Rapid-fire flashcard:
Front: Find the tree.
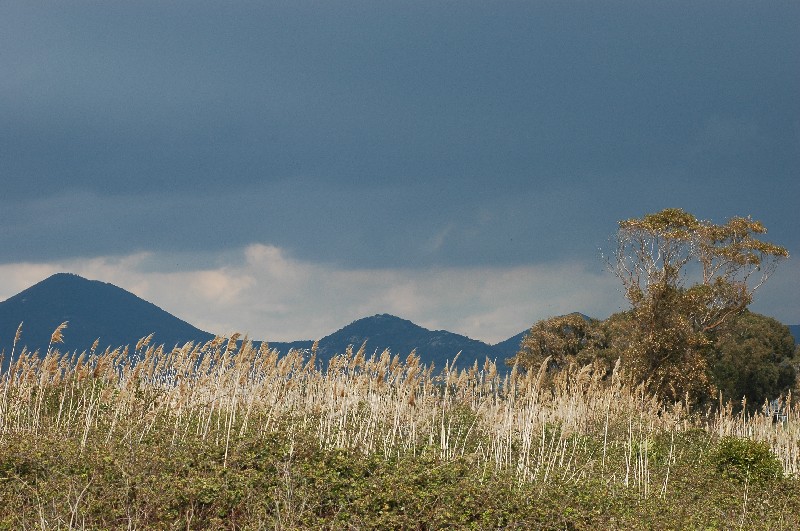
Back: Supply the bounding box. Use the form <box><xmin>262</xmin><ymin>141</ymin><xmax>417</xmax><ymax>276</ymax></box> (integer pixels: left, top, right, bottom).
<box><xmin>609</xmin><ymin>208</ymin><xmax>788</xmax><ymax>403</ymax></box>
<box><xmin>710</xmin><ymin>311</ymin><xmax>797</xmax><ymax>411</ymax></box>
<box><xmin>508</xmin><ymin>313</ymin><xmax>612</xmax><ymax>377</ymax></box>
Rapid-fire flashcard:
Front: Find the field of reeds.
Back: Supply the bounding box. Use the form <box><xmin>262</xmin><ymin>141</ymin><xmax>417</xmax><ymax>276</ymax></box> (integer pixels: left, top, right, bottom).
<box><xmin>2</xmin><ymin>326</ymin><xmax>800</xmax><ymax>529</ymax></box>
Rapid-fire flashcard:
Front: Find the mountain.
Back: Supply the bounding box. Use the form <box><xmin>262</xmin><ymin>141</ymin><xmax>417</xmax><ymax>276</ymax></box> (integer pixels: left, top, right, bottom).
<box><xmin>789</xmin><ymin>325</ymin><xmax>800</xmax><ymax>345</ymax></box>
<box><xmin>0</xmin><ymin>273</ymin><xmax>217</xmax><ymax>362</ymax></box>
<box><xmin>8</xmin><ymin>273</ymin><xmax>790</xmax><ymax>376</ymax></box>
<box><xmin>0</xmin><ymin>274</ymin><xmax>506</xmax><ymax>372</ymax></box>
<box><xmin>492</xmin><ymin>330</ymin><xmax>527</xmax><ymax>359</ymax></box>
<box><xmin>310</xmin><ymin>314</ymin><xmax>504</xmax><ymax>372</ymax></box>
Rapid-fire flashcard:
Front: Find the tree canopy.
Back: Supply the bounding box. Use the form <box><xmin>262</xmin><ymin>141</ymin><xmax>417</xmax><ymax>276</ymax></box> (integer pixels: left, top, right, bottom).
<box><xmin>710</xmin><ymin>311</ymin><xmax>798</xmax><ymax>411</ymax></box>
<box><xmin>609</xmin><ymin>209</ymin><xmax>788</xmax><ymax>403</ymax></box>
<box><xmin>509</xmin><ymin>209</ymin><xmax>792</xmax><ymax>407</ymax></box>
<box><xmin>508</xmin><ymin>313</ymin><xmax>609</xmax><ymax>374</ymax></box>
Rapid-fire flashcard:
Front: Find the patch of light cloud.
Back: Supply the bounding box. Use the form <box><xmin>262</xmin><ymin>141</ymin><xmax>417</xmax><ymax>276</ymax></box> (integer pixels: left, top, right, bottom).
<box><xmin>17</xmin><ymin>245</ymin><xmax>800</xmax><ymax>346</ymax></box>
<box><xmin>0</xmin><ymin>244</ymin><xmax>629</xmax><ymax>345</ymax></box>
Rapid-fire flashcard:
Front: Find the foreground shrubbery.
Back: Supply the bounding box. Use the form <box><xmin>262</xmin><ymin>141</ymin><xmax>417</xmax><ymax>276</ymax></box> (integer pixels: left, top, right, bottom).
<box><xmin>2</xmin><ymin>335</ymin><xmax>800</xmax><ymax>529</ymax></box>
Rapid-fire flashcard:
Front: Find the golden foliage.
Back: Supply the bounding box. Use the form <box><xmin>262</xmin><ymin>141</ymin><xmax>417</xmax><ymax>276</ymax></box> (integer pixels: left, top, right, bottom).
<box><xmin>609</xmin><ymin>209</ymin><xmax>788</xmax><ymax>404</ymax></box>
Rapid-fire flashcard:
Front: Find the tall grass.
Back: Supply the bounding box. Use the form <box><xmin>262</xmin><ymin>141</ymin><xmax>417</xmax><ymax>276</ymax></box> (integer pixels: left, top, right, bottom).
<box><xmin>2</xmin><ymin>329</ymin><xmax>799</xmax><ymax>527</ymax></box>
<box><xmin>2</xmin><ymin>331</ymin><xmax>797</xmax><ymax>484</ymax></box>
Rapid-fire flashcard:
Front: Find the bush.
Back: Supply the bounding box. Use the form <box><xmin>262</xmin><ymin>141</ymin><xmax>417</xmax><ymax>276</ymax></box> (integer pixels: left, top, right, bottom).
<box><xmin>710</xmin><ymin>311</ymin><xmax>798</xmax><ymax>411</ymax></box>
<box><xmin>711</xmin><ymin>436</ymin><xmax>783</xmax><ymax>483</ymax></box>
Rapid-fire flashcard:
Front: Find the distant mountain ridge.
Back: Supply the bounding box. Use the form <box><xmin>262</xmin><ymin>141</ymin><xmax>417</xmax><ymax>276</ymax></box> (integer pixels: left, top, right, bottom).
<box><xmin>310</xmin><ymin>314</ymin><xmax>506</xmax><ymax>371</ymax></box>
<box><xmin>0</xmin><ymin>273</ymin><xmax>216</xmax><ymax>360</ymax></box>
<box><xmin>790</xmin><ymin>325</ymin><xmax>800</xmax><ymax>345</ymax></box>
<box><xmin>0</xmin><ymin>274</ymin><xmax>526</xmax><ymax>372</ymax></box>
<box><xmin>1</xmin><ymin>274</ymin><xmax>796</xmax><ymax>374</ymax></box>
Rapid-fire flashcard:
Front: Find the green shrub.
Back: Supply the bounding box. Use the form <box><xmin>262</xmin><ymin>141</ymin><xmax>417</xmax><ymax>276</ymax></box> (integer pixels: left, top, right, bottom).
<box><xmin>712</xmin><ymin>436</ymin><xmax>783</xmax><ymax>483</ymax></box>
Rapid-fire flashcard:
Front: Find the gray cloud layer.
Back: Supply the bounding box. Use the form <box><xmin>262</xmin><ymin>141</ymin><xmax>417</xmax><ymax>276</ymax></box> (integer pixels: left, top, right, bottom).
<box><xmin>2</xmin><ymin>1</ymin><xmax>799</xmax><ymax>276</ymax></box>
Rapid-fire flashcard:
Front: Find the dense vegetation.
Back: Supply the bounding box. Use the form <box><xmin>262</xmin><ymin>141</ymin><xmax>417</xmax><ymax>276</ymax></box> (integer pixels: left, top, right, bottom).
<box><xmin>1</xmin><ymin>328</ymin><xmax>800</xmax><ymax>529</ymax></box>
<box><xmin>511</xmin><ymin>310</ymin><xmax>799</xmax><ymax>413</ymax></box>
<box><xmin>511</xmin><ymin>209</ymin><xmax>796</xmax><ymax>410</ymax></box>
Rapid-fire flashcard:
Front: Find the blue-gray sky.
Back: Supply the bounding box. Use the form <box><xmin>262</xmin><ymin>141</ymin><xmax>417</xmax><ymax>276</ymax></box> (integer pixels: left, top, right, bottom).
<box><xmin>1</xmin><ymin>1</ymin><xmax>798</xmax><ymax>343</ymax></box>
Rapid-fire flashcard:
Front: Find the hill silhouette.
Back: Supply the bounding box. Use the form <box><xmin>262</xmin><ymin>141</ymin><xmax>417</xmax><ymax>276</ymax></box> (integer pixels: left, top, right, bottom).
<box><xmin>0</xmin><ymin>274</ymin><xmax>517</xmax><ymax>372</ymax></box>
<box><xmin>492</xmin><ymin>330</ymin><xmax>527</xmax><ymax>359</ymax></box>
<box><xmin>790</xmin><ymin>325</ymin><xmax>800</xmax><ymax>344</ymax></box>
<box><xmin>0</xmin><ymin>273</ymin><xmax>216</xmax><ymax>361</ymax></box>
<box><xmin>310</xmin><ymin>314</ymin><xmax>503</xmax><ymax>371</ymax></box>
<box><xmin>3</xmin><ymin>273</ymin><xmax>794</xmax><ymax>375</ymax></box>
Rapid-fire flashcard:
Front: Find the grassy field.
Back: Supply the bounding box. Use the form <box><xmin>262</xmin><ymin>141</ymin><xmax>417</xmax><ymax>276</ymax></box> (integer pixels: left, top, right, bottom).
<box><xmin>1</xmin><ymin>332</ymin><xmax>800</xmax><ymax>529</ymax></box>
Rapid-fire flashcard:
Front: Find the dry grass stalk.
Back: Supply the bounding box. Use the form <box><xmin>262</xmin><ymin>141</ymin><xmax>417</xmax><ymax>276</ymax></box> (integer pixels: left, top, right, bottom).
<box><xmin>1</xmin><ymin>332</ymin><xmax>798</xmax><ymax>499</ymax></box>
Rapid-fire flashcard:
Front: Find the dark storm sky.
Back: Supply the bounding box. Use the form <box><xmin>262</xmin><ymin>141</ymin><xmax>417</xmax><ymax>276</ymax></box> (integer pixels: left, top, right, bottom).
<box><xmin>1</xmin><ymin>1</ymin><xmax>797</xmax><ymax>341</ymax></box>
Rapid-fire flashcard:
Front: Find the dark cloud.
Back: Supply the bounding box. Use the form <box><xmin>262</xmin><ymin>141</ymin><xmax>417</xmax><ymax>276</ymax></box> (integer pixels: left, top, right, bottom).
<box><xmin>1</xmin><ymin>1</ymin><xmax>798</xmax><ymax>270</ymax></box>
